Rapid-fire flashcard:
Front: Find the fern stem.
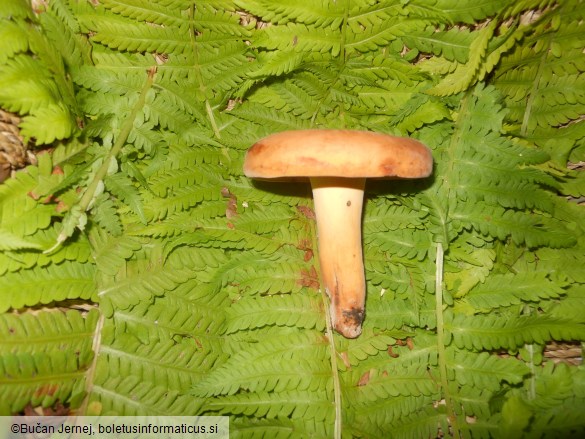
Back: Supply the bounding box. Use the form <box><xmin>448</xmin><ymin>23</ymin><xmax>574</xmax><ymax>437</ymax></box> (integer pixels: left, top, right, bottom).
<box><xmin>308</xmin><ymin>202</ymin><xmax>342</xmax><ymax>439</ymax></box>
<box><xmin>78</xmin><ymin>308</ymin><xmax>105</xmax><ymax>415</ymax></box>
<box><xmin>322</xmin><ymin>283</ymin><xmax>343</xmax><ymax>439</ymax></box>
<box><xmin>526</xmin><ymin>343</ymin><xmax>537</xmax><ymax>400</ymax></box>
<box><xmin>77</xmin><ymin>67</ymin><xmax>157</xmax><ymax>213</ymax></box>
<box><xmin>339</xmin><ymin>0</ymin><xmax>350</xmax><ymax>61</ymax></box>
<box><xmin>205</xmin><ymin>101</ymin><xmax>222</xmax><ymax>139</ymax></box>
<box><xmin>520</xmin><ymin>34</ymin><xmax>550</xmax><ymax>137</ymax></box>
<box><xmin>47</xmin><ymin>66</ymin><xmax>157</xmax><ymax>251</ymax></box>
<box><xmin>435</xmin><ymin>242</ymin><xmax>461</xmax><ymax>438</ymax></box>
<box><xmin>188</xmin><ymin>5</ymin><xmax>221</xmax><ymax>139</ymax></box>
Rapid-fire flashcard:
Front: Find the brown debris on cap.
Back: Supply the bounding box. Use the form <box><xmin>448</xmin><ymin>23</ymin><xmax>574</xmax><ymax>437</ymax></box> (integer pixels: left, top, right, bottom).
<box><xmin>243</xmin><ymin>129</ymin><xmax>433</xmax><ymax>180</ymax></box>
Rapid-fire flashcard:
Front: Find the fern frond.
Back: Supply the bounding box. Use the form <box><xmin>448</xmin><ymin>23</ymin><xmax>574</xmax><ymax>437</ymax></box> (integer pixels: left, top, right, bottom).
<box><xmin>363</xmin><ymin>203</ymin><xmax>424</xmax><ymax>233</ymax></box>
<box><xmin>90</xmin><ymin>374</ymin><xmax>202</xmax><ymax>415</ymax></box>
<box><xmin>100</xmin><ymin>334</ymin><xmax>212</xmax><ymax>391</ymax></box>
<box><xmin>267</xmin><ymin>77</ymin><xmax>324</xmax><ymax>120</ymax></box>
<box><xmin>232</xmin><ymin>204</ymin><xmax>297</xmax><ymax>234</ymax></box>
<box><xmin>404</xmin><ymin>27</ymin><xmax>474</xmax><ymax>63</ymax></box>
<box><xmin>453</xmin><ymin>201</ymin><xmax>575</xmax><ymax>248</ymax></box>
<box><xmin>0</xmin><ymin>262</ymin><xmax>96</xmax><ymax>313</ymax></box>
<box><xmin>337</xmin><ymin>330</ymin><xmax>397</xmax><ymax>367</ymax></box>
<box><xmin>110</xmin><ymin>286</ymin><xmax>227</xmax><ymax>349</ymax></box>
<box><xmin>205</xmin><ymin>389</ymin><xmax>333</xmax><ymax>422</ymax></box>
<box><xmin>226</xmin><ymin>293</ymin><xmax>323</xmax><ymax>334</ymax></box>
<box><xmin>0</xmin><ymin>20</ymin><xmax>29</xmax><ymax>65</ymax></box>
<box><xmin>364</xmin><ymin>228</ymin><xmax>431</xmax><ymax>262</ymax></box>
<box><xmin>229</xmin><ymin>416</ymin><xmax>330</xmax><ymax>439</ymax></box>
<box><xmin>165</xmin><ymin>221</ymin><xmax>292</xmax><ymax>256</ymax></box>
<box><xmin>236</xmin><ymin>0</ymin><xmax>344</xmax><ymax>27</ymax></box>
<box><xmin>89</xmin><ymin>226</ymin><xmax>142</xmax><ymax>276</ymax></box>
<box><xmin>387</xmin><ymin>405</ymin><xmax>450</xmax><ymax>439</ymax></box>
<box><xmin>97</xmin><ymin>258</ymin><xmax>190</xmax><ymax>317</ymax></box>
<box><xmin>0</xmin><ymin>226</ymin><xmax>92</xmax><ymax>274</ymax></box>
<box><xmin>83</xmin><ymin>15</ymin><xmax>190</xmax><ymax>55</ymax></box>
<box><xmin>348</xmin><ymin>364</ymin><xmax>437</xmax><ymax>400</ymax></box>
<box><xmin>446</xmin><ymin>349</ymin><xmax>529</xmax><ymax>391</ymax></box>
<box><xmin>148</xmin><ymin>163</ymin><xmax>225</xmax><ymax>198</ymax></box>
<box><xmin>0</xmin><ymin>308</ymin><xmax>98</xmax><ymax>414</ymax></box>
<box><xmin>90</xmin><ymin>196</ymin><xmax>123</xmax><ymax>236</ymax></box>
<box><xmin>192</xmin><ymin>332</ymin><xmax>329</xmax><ymax>397</ymax></box>
<box><xmin>256</xmin><ymin>23</ymin><xmax>341</xmax><ymax>56</ymax></box>
<box><xmin>40</xmin><ymin>1</ymin><xmax>92</xmax><ymax>69</ymax></box>
<box><xmin>446</xmin><ymin>312</ymin><xmax>585</xmax><ymax>350</ymax></box>
<box><xmin>1</xmin><ymin>0</ymin><xmax>584</xmax><ymax>433</ymax></box>
<box><xmin>546</xmin><ymin>285</ymin><xmax>585</xmax><ymax>324</ymax></box>
<box><xmin>430</xmin><ymin>0</ymin><xmax>513</xmax><ymax>23</ymax></box>
<box><xmin>249</xmin><ymin>51</ymin><xmax>305</xmax><ymax>79</ymax></box>
<box><xmin>230</xmin><ymin>102</ymin><xmax>311</xmax><ymax>135</ymax></box>
<box><xmin>349</xmin><ymin>395</ymin><xmax>434</xmax><ymax>438</ymax></box>
<box><xmin>142</xmin><ymin>185</ymin><xmax>220</xmax><ymax>221</ymax></box>
<box><xmin>494</xmin><ymin>0</ymin><xmax>585</xmax><ymax>135</ymax></box>
<box><xmin>100</xmin><ymin>0</ymin><xmax>186</xmax><ymax>27</ymax></box>
<box><xmin>366</xmin><ymin>255</ymin><xmax>428</xmax><ymax>303</ymax></box>
<box><xmin>366</xmin><ymin>292</ymin><xmax>435</xmax><ymax>331</ymax></box>
<box><xmin>0</xmin><ymin>351</ymin><xmax>87</xmax><ymax>415</ymax></box>
<box><xmin>0</xmin><ymin>308</ymin><xmax>98</xmax><ymax>355</ymax></box>
<box><xmin>0</xmin><ymin>229</ymin><xmax>42</xmax><ymax>251</ymax></box>
<box><xmin>461</xmin><ymin>272</ymin><xmax>566</xmax><ymax>311</ymax></box>
<box><xmin>426</xmin><ymin>20</ymin><xmax>496</xmax><ymax>96</ymax></box>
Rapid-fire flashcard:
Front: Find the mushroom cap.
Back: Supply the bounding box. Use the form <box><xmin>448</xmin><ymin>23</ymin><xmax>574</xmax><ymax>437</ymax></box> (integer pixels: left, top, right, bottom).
<box><xmin>244</xmin><ymin>129</ymin><xmax>433</xmax><ymax>180</ymax></box>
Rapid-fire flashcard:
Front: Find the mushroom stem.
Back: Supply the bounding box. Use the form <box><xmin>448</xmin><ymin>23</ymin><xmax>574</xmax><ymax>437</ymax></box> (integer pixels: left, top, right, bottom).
<box><xmin>310</xmin><ymin>177</ymin><xmax>366</xmax><ymax>339</ymax></box>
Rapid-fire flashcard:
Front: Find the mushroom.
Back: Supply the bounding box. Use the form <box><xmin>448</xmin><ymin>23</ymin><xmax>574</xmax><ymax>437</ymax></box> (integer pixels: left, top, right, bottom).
<box><xmin>243</xmin><ymin>129</ymin><xmax>433</xmax><ymax>338</ymax></box>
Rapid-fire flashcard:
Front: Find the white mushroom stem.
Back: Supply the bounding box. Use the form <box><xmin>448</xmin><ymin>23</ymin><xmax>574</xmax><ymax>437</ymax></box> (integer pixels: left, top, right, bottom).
<box><xmin>310</xmin><ymin>177</ymin><xmax>366</xmax><ymax>339</ymax></box>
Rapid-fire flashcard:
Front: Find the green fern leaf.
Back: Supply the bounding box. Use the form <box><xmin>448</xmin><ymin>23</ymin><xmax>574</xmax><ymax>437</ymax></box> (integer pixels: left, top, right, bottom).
<box><xmin>256</xmin><ymin>23</ymin><xmax>341</xmax><ymax>56</ymax></box>
<box><xmin>461</xmin><ymin>271</ymin><xmax>566</xmax><ymax>311</ymax></box>
<box><xmin>348</xmin><ymin>364</ymin><xmax>437</xmax><ymax>400</ymax></box>
<box><xmin>337</xmin><ymin>330</ymin><xmax>398</xmax><ymax>367</ymax></box>
<box><xmin>446</xmin><ymin>312</ymin><xmax>585</xmax><ymax>350</ymax></box>
<box><xmin>97</xmin><ymin>258</ymin><xmax>189</xmax><ymax>317</ymax></box>
<box><xmin>104</xmin><ymin>172</ymin><xmax>146</xmax><ymax>224</ymax></box>
<box><xmin>225</xmin><ymin>293</ymin><xmax>324</xmax><ymax>334</ymax></box>
<box><xmin>364</xmin><ymin>228</ymin><xmax>431</xmax><ymax>262</ymax></box>
<box><xmin>0</xmin><ymin>229</ymin><xmax>42</xmax><ymax>251</ymax></box>
<box><xmin>205</xmin><ymin>389</ymin><xmax>333</xmax><ymax>422</ymax></box>
<box><xmin>101</xmin><ymin>333</ymin><xmax>213</xmax><ymax>391</ymax></box>
<box><xmin>100</xmin><ymin>0</ymin><xmax>186</xmax><ymax>27</ymax></box>
<box><xmin>446</xmin><ymin>349</ymin><xmax>529</xmax><ymax>391</ymax></box>
<box><xmin>230</xmin><ymin>416</ymin><xmax>330</xmax><ymax>438</ymax></box>
<box><xmin>236</xmin><ymin>0</ymin><xmax>344</xmax><ymax>27</ymax></box>
<box><xmin>0</xmin><ymin>351</ymin><xmax>88</xmax><ymax>415</ymax></box>
<box><xmin>404</xmin><ymin>27</ymin><xmax>474</xmax><ymax>63</ymax></box>
<box><xmin>192</xmin><ymin>332</ymin><xmax>329</xmax><ymax>397</ymax></box>
<box><xmin>84</xmin><ymin>15</ymin><xmax>190</xmax><ymax>55</ymax></box>
<box><xmin>427</xmin><ymin>20</ymin><xmax>496</xmax><ymax>96</ymax></box>
<box><xmin>249</xmin><ymin>51</ymin><xmax>305</xmax><ymax>79</ymax></box>
<box><xmin>89</xmin><ymin>374</ymin><xmax>202</xmax><ymax>416</ymax></box>
<box><xmin>110</xmin><ymin>286</ymin><xmax>227</xmax><ymax>349</ymax></box>
<box><xmin>0</xmin><ymin>262</ymin><xmax>96</xmax><ymax>313</ymax></box>
<box><xmin>90</xmin><ymin>196</ymin><xmax>123</xmax><ymax>236</ymax></box>
<box><xmin>431</xmin><ymin>0</ymin><xmax>512</xmax><ymax>23</ymax></box>
<box><xmin>385</xmin><ymin>405</ymin><xmax>449</xmax><ymax>439</ymax></box>
<box><xmin>0</xmin><ymin>308</ymin><xmax>98</xmax><ymax>355</ymax></box>
<box><xmin>142</xmin><ymin>185</ymin><xmax>220</xmax><ymax>221</ymax></box>
<box><xmin>89</xmin><ymin>226</ymin><xmax>142</xmax><ymax>276</ymax></box>
<box><xmin>366</xmin><ymin>293</ymin><xmax>435</xmax><ymax>331</ymax></box>
<box><xmin>363</xmin><ymin>203</ymin><xmax>424</xmax><ymax>233</ymax></box>
<box><xmin>453</xmin><ymin>201</ymin><xmax>576</xmax><ymax>248</ymax></box>
<box><xmin>0</xmin><ymin>20</ymin><xmax>29</xmax><ymax>64</ymax></box>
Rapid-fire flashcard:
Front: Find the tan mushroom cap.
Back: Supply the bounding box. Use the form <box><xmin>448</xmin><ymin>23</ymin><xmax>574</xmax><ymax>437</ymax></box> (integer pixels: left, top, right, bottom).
<box><xmin>244</xmin><ymin>129</ymin><xmax>433</xmax><ymax>179</ymax></box>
